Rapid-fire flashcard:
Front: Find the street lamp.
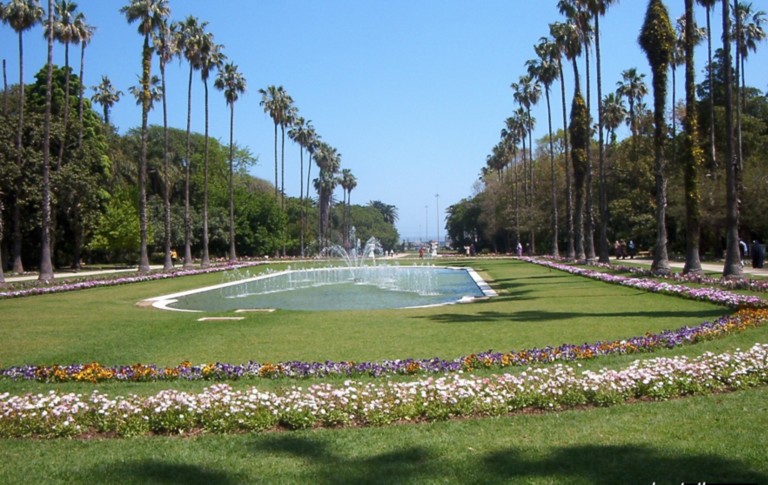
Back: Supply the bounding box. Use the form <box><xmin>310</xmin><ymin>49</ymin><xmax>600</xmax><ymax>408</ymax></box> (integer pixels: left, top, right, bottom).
<box><xmin>425</xmin><ymin>205</ymin><xmax>429</xmax><ymax>244</ymax></box>
<box><xmin>435</xmin><ymin>193</ymin><xmax>439</xmax><ymax>248</ymax></box>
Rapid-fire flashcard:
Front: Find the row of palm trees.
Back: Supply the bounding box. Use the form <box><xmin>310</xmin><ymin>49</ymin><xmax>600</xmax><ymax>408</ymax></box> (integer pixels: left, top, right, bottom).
<box><xmin>486</xmin><ymin>0</ymin><xmax>764</xmax><ymax>279</ymax></box>
<box><xmin>1</xmin><ymin>0</ymin><xmax>361</xmax><ymax>281</ymax></box>
<box><xmin>257</xmin><ymin>85</ymin><xmax>358</xmax><ymax>256</ymax></box>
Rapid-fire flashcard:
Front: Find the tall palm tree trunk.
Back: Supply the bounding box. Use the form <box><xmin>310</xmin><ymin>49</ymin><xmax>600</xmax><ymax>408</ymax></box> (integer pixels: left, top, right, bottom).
<box><xmin>183</xmin><ymin>65</ymin><xmax>194</xmax><ymax>268</ymax></box>
<box><xmin>595</xmin><ymin>14</ymin><xmax>610</xmax><ymax>264</ymax></box>
<box><xmin>77</xmin><ymin>43</ymin><xmax>86</xmax><ymax>148</ymax></box>
<box><xmin>526</xmin><ymin>107</ymin><xmax>535</xmax><ymax>254</ymax></box>
<box><xmin>201</xmin><ymin>79</ymin><xmax>211</xmax><ymax>268</ymax></box>
<box><xmin>705</xmin><ymin>5</ymin><xmax>717</xmax><ymax>172</ymax></box>
<box><xmin>12</xmin><ymin>31</ymin><xmax>25</xmax><ymax>274</ymax></box>
<box><xmin>137</xmin><ymin>35</ymin><xmax>152</xmax><ymax>274</ymax></box>
<box><xmin>545</xmin><ymin>88</ymin><xmax>559</xmax><ymax>258</ymax></box>
<box><xmin>583</xmin><ymin>41</ymin><xmax>596</xmax><ymax>262</ymax></box>
<box><xmin>559</xmin><ymin>58</ymin><xmax>575</xmax><ymax>260</ymax></box>
<box><xmin>273</xmin><ymin>122</ymin><xmax>278</xmax><ymax>200</ymax></box>
<box><xmin>228</xmin><ymin>102</ymin><xmax>236</xmax><ymax>262</ymax></box>
<box><xmin>161</xmin><ymin>59</ymin><xmax>172</xmax><ymax>271</ymax></box>
<box><xmin>57</xmin><ymin>43</ymin><xmax>70</xmax><ymax>168</ymax></box>
<box><xmin>280</xmin><ymin>123</ymin><xmax>286</xmax><ymax>257</ymax></box>
<box><xmin>39</xmin><ymin>0</ymin><xmax>55</xmax><ymax>282</ymax></box>
<box><xmin>722</xmin><ymin>0</ymin><xmax>743</xmax><ymax>278</ymax></box>
<box><xmin>683</xmin><ymin>0</ymin><xmax>704</xmax><ymax>275</ymax></box>
<box><xmin>299</xmin><ymin>146</ymin><xmax>305</xmax><ymax>257</ymax></box>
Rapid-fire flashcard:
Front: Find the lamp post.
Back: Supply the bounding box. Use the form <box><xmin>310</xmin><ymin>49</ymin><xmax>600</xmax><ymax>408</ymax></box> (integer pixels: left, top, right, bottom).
<box><xmin>425</xmin><ymin>205</ymin><xmax>429</xmax><ymax>244</ymax></box>
<box><xmin>435</xmin><ymin>193</ymin><xmax>440</xmax><ymax>249</ymax></box>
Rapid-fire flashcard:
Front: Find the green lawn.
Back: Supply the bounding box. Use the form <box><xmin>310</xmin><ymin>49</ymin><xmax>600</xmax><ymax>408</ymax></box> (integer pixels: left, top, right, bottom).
<box><xmin>1</xmin><ymin>258</ymin><xmax>766</xmax><ymax>484</ymax></box>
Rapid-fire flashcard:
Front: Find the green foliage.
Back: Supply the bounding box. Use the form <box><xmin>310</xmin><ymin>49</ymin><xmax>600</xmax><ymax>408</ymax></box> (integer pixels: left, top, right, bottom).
<box><xmin>87</xmin><ymin>189</ymin><xmax>144</xmax><ymax>264</ymax></box>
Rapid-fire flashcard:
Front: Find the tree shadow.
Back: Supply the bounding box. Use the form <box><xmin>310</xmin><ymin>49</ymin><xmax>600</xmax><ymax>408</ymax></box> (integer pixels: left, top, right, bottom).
<box><xmin>483</xmin><ymin>444</ymin><xmax>768</xmax><ymax>484</ymax></box>
<box><xmin>97</xmin><ymin>460</ymin><xmax>240</xmax><ymax>485</ymax></box>
<box><xmin>250</xmin><ymin>434</ymin><xmax>438</xmax><ymax>484</ymax></box>
<box><xmin>417</xmin><ymin>308</ymin><xmax>726</xmax><ymax>324</ymax></box>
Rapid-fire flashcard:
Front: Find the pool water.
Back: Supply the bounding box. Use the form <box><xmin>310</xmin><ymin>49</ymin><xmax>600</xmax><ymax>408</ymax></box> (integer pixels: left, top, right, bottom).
<box><xmin>150</xmin><ymin>266</ymin><xmax>493</xmax><ymax>312</ymax></box>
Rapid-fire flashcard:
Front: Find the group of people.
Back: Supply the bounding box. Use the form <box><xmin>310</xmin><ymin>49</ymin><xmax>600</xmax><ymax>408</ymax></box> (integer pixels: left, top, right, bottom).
<box><xmin>740</xmin><ymin>239</ymin><xmax>765</xmax><ymax>269</ymax></box>
<box><xmin>614</xmin><ymin>239</ymin><xmax>636</xmax><ymax>260</ymax></box>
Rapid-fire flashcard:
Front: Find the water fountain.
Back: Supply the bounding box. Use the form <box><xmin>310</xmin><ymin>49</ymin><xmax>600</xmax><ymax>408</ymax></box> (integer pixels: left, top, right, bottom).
<box><xmin>146</xmin><ymin>236</ymin><xmax>496</xmax><ymax>312</ymax></box>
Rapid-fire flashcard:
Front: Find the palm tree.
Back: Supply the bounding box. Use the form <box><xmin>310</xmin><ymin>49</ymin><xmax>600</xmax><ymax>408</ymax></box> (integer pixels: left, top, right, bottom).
<box><xmin>259</xmin><ymin>85</ymin><xmax>292</xmax><ymax>202</ymax></box>
<box><xmin>672</xmin><ymin>15</ymin><xmax>705</xmax><ymax>179</ymax></box>
<box><xmin>639</xmin><ymin>0</ymin><xmax>675</xmax><ymax>275</ymax></box>
<box><xmin>587</xmin><ymin>0</ymin><xmax>618</xmax><ymax>264</ymax></box>
<box><xmin>733</xmin><ymin>2</ymin><xmax>766</xmax><ymax>187</ymax></box>
<box><xmin>153</xmin><ymin>18</ymin><xmax>176</xmax><ymax>271</ymax></box>
<box><xmin>197</xmin><ymin>32</ymin><xmax>225</xmax><ymax>268</ymax></box>
<box><xmin>73</xmin><ymin>11</ymin><xmax>93</xmax><ymax>148</ymax></box>
<box><xmin>128</xmin><ymin>75</ymin><xmax>162</xmax><ymax>108</ymax></box>
<box><xmin>338</xmin><ymin>168</ymin><xmax>357</xmax><ymax>246</ymax></box>
<box><xmin>696</xmin><ymin>0</ymin><xmax>718</xmax><ymax>171</ymax></box>
<box><xmin>616</xmin><ymin>68</ymin><xmax>648</xmax><ymax>159</ymax></box>
<box><xmin>559</xmin><ymin>0</ymin><xmax>596</xmax><ymax>261</ymax></box>
<box><xmin>214</xmin><ymin>62</ymin><xmax>246</xmax><ymax>263</ymax></box>
<box><xmin>2</xmin><ymin>0</ymin><xmax>44</xmax><ymax>274</ymax></box>
<box><xmin>511</xmin><ymin>74</ymin><xmax>539</xmax><ymax>253</ymax></box>
<box><xmin>550</xmin><ymin>21</ymin><xmax>576</xmax><ymax>259</ymax></box>
<box><xmin>90</xmin><ymin>75</ymin><xmax>122</xmax><ymax>124</ymax></box>
<box><xmin>39</xmin><ymin>0</ymin><xmax>54</xmax><ymax>281</ymax></box>
<box><xmin>288</xmin><ymin>117</ymin><xmax>314</xmax><ymax>256</ymax></box>
<box><xmin>502</xmin><ymin>115</ymin><xmax>524</xmax><ymax>245</ymax></box>
<box><xmin>682</xmin><ymin>0</ymin><xmax>705</xmax><ymax>276</ymax></box>
<box><xmin>313</xmin><ymin>143</ymin><xmax>340</xmax><ymax>248</ymax></box>
<box><xmin>528</xmin><ymin>38</ymin><xmax>560</xmax><ymax>258</ymax></box>
<box><xmin>601</xmin><ymin>93</ymin><xmax>626</xmax><ymax>145</ymax></box>
<box><xmin>175</xmin><ymin>15</ymin><xmax>206</xmax><ymax>268</ymax></box>
<box><xmin>46</xmin><ymin>0</ymin><xmax>80</xmax><ymax>167</ymax></box>
<box><xmin>569</xmin><ymin>91</ymin><xmax>589</xmax><ymax>262</ymax></box>
<box><xmin>121</xmin><ymin>0</ymin><xmax>171</xmax><ymax>273</ymax></box>
<box><xmin>721</xmin><ymin>0</ymin><xmax>742</xmax><ymax>279</ymax></box>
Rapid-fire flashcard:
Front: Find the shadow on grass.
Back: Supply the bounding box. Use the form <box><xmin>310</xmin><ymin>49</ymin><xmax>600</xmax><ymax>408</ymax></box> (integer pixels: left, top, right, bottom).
<box><xmin>101</xmin><ymin>460</ymin><xmax>240</xmax><ymax>485</ymax></box>
<box><xmin>483</xmin><ymin>444</ymin><xmax>768</xmax><ymax>484</ymax></box>
<box><xmin>246</xmin><ymin>435</ymin><xmax>767</xmax><ymax>484</ymax></box>
<box><xmin>250</xmin><ymin>435</ymin><xmax>438</xmax><ymax>483</ymax></box>
<box><xmin>416</xmin><ymin>308</ymin><xmax>726</xmax><ymax>324</ymax></box>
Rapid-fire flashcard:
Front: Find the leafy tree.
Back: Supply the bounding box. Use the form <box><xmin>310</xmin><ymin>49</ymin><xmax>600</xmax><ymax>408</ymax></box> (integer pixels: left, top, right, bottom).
<box><xmin>88</xmin><ymin>188</ymin><xmax>144</xmax><ymax>264</ymax></box>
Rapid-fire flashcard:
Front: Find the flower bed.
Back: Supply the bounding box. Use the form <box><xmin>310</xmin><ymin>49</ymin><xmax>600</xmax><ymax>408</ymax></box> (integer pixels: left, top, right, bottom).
<box><xmin>541</xmin><ymin>255</ymin><xmax>768</xmax><ymax>294</ymax></box>
<box><xmin>523</xmin><ymin>257</ymin><xmax>766</xmax><ymax>309</ymax></box>
<box><xmin>0</xmin><ymin>262</ymin><xmax>266</xmax><ymax>300</ymax></box>
<box><xmin>1</xmin><ymin>343</ymin><xmax>766</xmax><ymax>438</ymax></box>
<box><xmin>3</xmin><ymin>307</ymin><xmax>766</xmax><ymax>383</ymax></box>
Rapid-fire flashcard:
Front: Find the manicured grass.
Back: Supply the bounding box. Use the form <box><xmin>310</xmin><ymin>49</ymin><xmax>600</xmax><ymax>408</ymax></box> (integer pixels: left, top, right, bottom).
<box><xmin>0</xmin><ymin>259</ymin><xmax>728</xmax><ymax>367</ymax></box>
<box><xmin>1</xmin><ymin>257</ymin><xmax>766</xmax><ymax>484</ymax></box>
<box><xmin>0</xmin><ymin>387</ymin><xmax>766</xmax><ymax>484</ymax></box>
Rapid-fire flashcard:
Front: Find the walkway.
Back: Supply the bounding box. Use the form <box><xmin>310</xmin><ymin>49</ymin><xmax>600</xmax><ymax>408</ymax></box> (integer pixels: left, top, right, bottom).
<box><xmin>626</xmin><ymin>258</ymin><xmax>768</xmax><ymax>277</ymax></box>
<box><xmin>2</xmin><ymin>265</ymin><xmax>164</xmax><ymax>284</ymax></box>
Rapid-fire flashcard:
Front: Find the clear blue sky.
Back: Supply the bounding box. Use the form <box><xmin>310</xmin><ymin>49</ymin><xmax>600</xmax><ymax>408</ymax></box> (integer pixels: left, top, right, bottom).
<box><xmin>2</xmin><ymin>1</ymin><xmax>766</xmax><ymax>241</ymax></box>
